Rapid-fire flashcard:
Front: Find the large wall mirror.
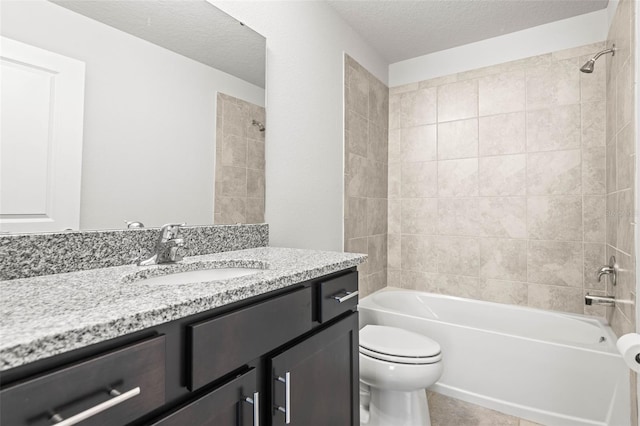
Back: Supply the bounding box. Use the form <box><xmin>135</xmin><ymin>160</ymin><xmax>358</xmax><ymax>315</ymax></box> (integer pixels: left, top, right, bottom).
<box><xmin>0</xmin><ymin>0</ymin><xmax>265</xmax><ymax>233</ymax></box>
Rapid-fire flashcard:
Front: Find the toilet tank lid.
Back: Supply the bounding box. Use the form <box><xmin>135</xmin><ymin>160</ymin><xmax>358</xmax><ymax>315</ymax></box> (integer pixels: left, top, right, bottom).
<box><xmin>359</xmin><ymin>325</ymin><xmax>441</xmax><ymax>358</ymax></box>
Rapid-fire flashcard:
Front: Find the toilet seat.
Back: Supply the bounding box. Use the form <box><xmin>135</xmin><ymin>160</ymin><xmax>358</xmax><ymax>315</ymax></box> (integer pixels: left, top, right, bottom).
<box><xmin>359</xmin><ymin>325</ymin><xmax>442</xmax><ymax>364</ymax></box>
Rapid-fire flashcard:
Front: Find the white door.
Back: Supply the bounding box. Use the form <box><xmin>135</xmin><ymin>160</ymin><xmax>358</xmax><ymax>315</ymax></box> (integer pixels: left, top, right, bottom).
<box><xmin>0</xmin><ymin>36</ymin><xmax>85</xmax><ymax>233</ymax></box>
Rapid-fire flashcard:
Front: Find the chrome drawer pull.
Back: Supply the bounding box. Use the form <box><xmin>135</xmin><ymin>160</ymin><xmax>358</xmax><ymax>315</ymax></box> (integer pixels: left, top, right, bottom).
<box><xmin>275</xmin><ymin>372</ymin><xmax>291</xmax><ymax>424</ymax></box>
<box><xmin>50</xmin><ymin>387</ymin><xmax>141</xmax><ymax>426</ymax></box>
<box><xmin>244</xmin><ymin>391</ymin><xmax>260</xmax><ymax>426</ymax></box>
<box><xmin>332</xmin><ymin>290</ymin><xmax>359</xmax><ymax>303</ymax></box>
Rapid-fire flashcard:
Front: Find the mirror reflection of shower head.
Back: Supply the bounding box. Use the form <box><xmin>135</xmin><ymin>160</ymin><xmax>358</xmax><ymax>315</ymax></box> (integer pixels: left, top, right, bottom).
<box><xmin>580</xmin><ymin>45</ymin><xmax>616</xmax><ymax>73</ymax></box>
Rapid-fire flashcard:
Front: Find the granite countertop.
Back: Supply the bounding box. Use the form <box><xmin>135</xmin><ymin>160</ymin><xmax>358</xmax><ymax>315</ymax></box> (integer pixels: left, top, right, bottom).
<box><xmin>0</xmin><ymin>247</ymin><xmax>366</xmax><ymax>371</ymax></box>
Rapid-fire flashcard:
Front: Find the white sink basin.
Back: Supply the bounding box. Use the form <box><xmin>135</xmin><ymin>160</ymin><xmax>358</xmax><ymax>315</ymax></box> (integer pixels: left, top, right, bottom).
<box><xmin>135</xmin><ymin>268</ymin><xmax>261</xmax><ymax>285</ymax></box>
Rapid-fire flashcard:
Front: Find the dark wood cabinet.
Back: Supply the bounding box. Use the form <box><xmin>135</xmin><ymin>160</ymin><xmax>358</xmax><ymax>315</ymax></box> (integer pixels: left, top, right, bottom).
<box><xmin>151</xmin><ymin>368</ymin><xmax>258</xmax><ymax>426</ymax></box>
<box><xmin>0</xmin><ymin>269</ymin><xmax>358</xmax><ymax>426</ymax></box>
<box><xmin>270</xmin><ymin>313</ymin><xmax>359</xmax><ymax>426</ymax></box>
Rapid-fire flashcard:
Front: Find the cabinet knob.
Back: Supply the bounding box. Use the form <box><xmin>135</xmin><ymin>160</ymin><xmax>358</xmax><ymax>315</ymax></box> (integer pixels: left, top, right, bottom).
<box><xmin>275</xmin><ymin>372</ymin><xmax>291</xmax><ymax>424</ymax></box>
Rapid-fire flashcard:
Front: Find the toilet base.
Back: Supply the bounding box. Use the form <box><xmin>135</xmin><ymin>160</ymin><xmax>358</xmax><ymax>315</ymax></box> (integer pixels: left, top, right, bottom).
<box><xmin>361</xmin><ymin>386</ymin><xmax>431</xmax><ymax>426</ymax></box>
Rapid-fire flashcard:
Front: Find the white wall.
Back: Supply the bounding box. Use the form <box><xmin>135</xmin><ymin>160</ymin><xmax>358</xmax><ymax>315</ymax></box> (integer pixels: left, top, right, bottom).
<box><xmin>389</xmin><ymin>10</ymin><xmax>609</xmax><ymax>87</ymax></box>
<box><xmin>1</xmin><ymin>0</ymin><xmax>264</xmax><ymax>230</ymax></box>
<box><xmin>213</xmin><ymin>1</ymin><xmax>388</xmax><ymax>251</ymax></box>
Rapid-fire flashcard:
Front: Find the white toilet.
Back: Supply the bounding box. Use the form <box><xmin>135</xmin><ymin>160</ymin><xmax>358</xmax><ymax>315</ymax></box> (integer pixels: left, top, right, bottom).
<box><xmin>359</xmin><ymin>325</ymin><xmax>443</xmax><ymax>426</ymax></box>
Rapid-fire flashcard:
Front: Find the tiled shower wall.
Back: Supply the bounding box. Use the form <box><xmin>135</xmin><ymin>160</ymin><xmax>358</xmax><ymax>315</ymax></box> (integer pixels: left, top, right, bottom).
<box><xmin>606</xmin><ymin>0</ymin><xmax>637</xmax><ymax>339</ymax></box>
<box><xmin>214</xmin><ymin>93</ymin><xmax>266</xmax><ymax>224</ymax></box>
<box><xmin>344</xmin><ymin>55</ymin><xmax>389</xmax><ymax>297</ymax></box>
<box><xmin>387</xmin><ymin>42</ymin><xmax>610</xmax><ymax>317</ymax></box>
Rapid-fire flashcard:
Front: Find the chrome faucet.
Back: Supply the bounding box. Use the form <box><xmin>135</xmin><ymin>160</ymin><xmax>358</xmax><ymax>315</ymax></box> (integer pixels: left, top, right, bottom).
<box><xmin>138</xmin><ymin>223</ymin><xmax>186</xmax><ymax>266</ymax></box>
<box><xmin>597</xmin><ymin>256</ymin><xmax>617</xmax><ymax>286</ymax></box>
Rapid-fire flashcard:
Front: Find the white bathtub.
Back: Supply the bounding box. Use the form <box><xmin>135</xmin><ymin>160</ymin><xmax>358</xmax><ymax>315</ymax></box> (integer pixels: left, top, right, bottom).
<box><xmin>358</xmin><ymin>290</ymin><xmax>630</xmax><ymax>426</ymax></box>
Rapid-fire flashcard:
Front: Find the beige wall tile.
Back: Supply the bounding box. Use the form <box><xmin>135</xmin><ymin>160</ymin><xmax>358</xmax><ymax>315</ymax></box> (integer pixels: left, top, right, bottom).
<box><xmin>388</xmin><ymin>128</ymin><xmax>401</xmax><ymax>162</ymax></box>
<box><xmin>525</xmin><ymin>58</ymin><xmax>580</xmax><ymax>110</ymax></box>
<box><xmin>479</xmin><ymin>154</ymin><xmax>526</xmax><ymax>196</ymax></box>
<box><xmin>389</xmin><ymin>94</ymin><xmax>401</xmax><ymax>130</ymax></box>
<box><xmin>245</xmin><ymin>198</ymin><xmax>264</xmax><ymax>223</ymax></box>
<box><xmin>606</xmin><ymin>142</ymin><xmax>617</xmax><ymax>193</ymax></box>
<box><xmin>614</xmin><ymin>249</ymin><xmax>636</xmax><ymax>323</ymax></box>
<box><xmin>216</xmin><ymin>196</ymin><xmax>246</xmax><ymax>224</ymax></box>
<box><xmin>479</xmin><ymin>197</ymin><xmax>527</xmax><ymax>239</ymax></box>
<box><xmin>247</xmin><ymin>168</ymin><xmax>265</xmax><ymax>198</ymax></box>
<box><xmin>387</xmin><ymin>268</ymin><xmax>402</xmax><ymax>287</ymax></box>
<box><xmin>438</xmin><ymin>158</ymin><xmax>479</xmax><ymax>196</ymax></box>
<box><xmin>616</xmin><ymin>59</ymin><xmax>633</xmax><ymax>131</ymax></box>
<box><xmin>388</xmin><ymin>234</ymin><xmax>401</xmax><ymax>270</ymax></box>
<box><xmin>219</xmin><ymin>165</ymin><xmax>247</xmax><ymax>196</ymax></box>
<box><xmin>582</xmin><ymin>146</ymin><xmax>606</xmax><ymax>195</ymax></box>
<box><xmin>401</xmin><ymin>125</ymin><xmax>437</xmax><ymax>162</ymax></box>
<box><xmin>221</xmin><ymin>134</ymin><xmax>247</xmax><ymax>167</ymax></box>
<box><xmin>437</xmin><ymin>80</ymin><xmax>478</xmax><ymax>122</ymax></box>
<box><xmin>367</xmin><ymin>198</ymin><xmax>387</xmax><ymax>236</ymax></box>
<box><xmin>401</xmin><ymin>270</ymin><xmax>439</xmax><ymax>292</ymax></box>
<box><xmin>390</xmin><ymin>82</ymin><xmax>418</xmax><ymax>95</ymax></box>
<box><xmin>418</xmin><ymin>74</ymin><xmax>458</xmax><ymax>88</ymax></box>
<box><xmin>368</xmin><ymin>234</ymin><xmax>387</xmax><ymax>274</ymax></box>
<box><xmin>606</xmin><ymin>192</ymin><xmax>618</xmax><ymax>247</ymax></box>
<box><xmin>401</xmin><ymin>87</ymin><xmax>437</xmax><ymax>127</ymax></box>
<box><xmin>528</xmin><ymin>284</ymin><xmax>583</xmax><ymax>313</ymax></box>
<box><xmin>370</xmin><ymin>122</ymin><xmax>388</xmax><ymax>163</ymax></box>
<box><xmin>438</xmin><ymin>274</ymin><xmax>481</xmax><ymax>298</ymax></box>
<box><xmin>581</xmin><ymin>101</ymin><xmax>606</xmax><ymax>147</ymax></box>
<box><xmin>436</xmin><ymin>237</ymin><xmax>480</xmax><ymax>276</ymax></box>
<box><xmin>388</xmin><ymin>162</ymin><xmax>401</xmax><ymax>199</ymax></box>
<box><xmin>527</xmin><ymin>240</ymin><xmax>582</xmax><ymax>287</ymax></box>
<box><xmin>345</xmin><ymin>110</ymin><xmax>368</xmax><ymax>157</ymax></box>
<box><xmin>401</xmin><ymin>235</ymin><xmax>438</xmax><ymax>272</ymax></box>
<box><xmin>247</xmin><ymin>139</ymin><xmax>265</xmax><ymax>170</ymax></box>
<box><xmin>366</xmin><ymin>158</ymin><xmax>388</xmax><ymax>198</ymax></box>
<box><xmin>369</xmin><ymin>77</ymin><xmax>389</xmax><ymax>129</ymax></box>
<box><xmin>345</xmin><ymin>197</ymin><xmax>367</xmax><ymax>239</ymax></box>
<box><xmin>437</xmin><ymin>118</ymin><xmax>478</xmax><ymax>160</ymax></box>
<box><xmin>617</xmin><ymin>123</ymin><xmax>634</xmax><ymax>190</ymax></box>
<box><xmin>438</xmin><ymin>197</ymin><xmax>481</xmax><ymax>237</ymax></box>
<box><xmin>402</xmin><ymin>198</ymin><xmax>438</xmax><ymax>235</ymax></box>
<box><xmin>480</xmin><ymin>279</ymin><xmax>528</xmax><ymax>306</ymax></box>
<box><xmin>346</xmin><ymin>153</ymin><xmax>367</xmax><ymax>197</ymax></box>
<box><xmin>527</xmin><ymin>149</ymin><xmax>582</xmax><ymax>195</ymax></box>
<box><xmin>526</xmin><ymin>104</ymin><xmax>581</xmax><ymax>152</ymax></box>
<box><xmin>584</xmin><ymin>243</ymin><xmax>606</xmax><ymax>290</ymax></box>
<box><xmin>347</xmin><ymin>64</ymin><xmax>369</xmax><ymax>118</ymax></box>
<box><xmin>478</xmin><ymin>70</ymin><xmax>525</xmax><ymax>116</ymax></box>
<box><xmin>583</xmin><ymin>196</ymin><xmax>606</xmax><ymax>242</ymax></box>
<box><xmin>527</xmin><ymin>196</ymin><xmax>582</xmax><ymax>241</ymax></box>
<box><xmin>617</xmin><ymin>189</ymin><xmax>634</xmax><ymax>255</ymax></box>
<box><xmin>479</xmin><ymin>112</ymin><xmax>526</xmax><ymax>156</ymax></box>
<box><xmin>402</xmin><ymin>161</ymin><xmax>438</xmax><ymax>197</ymax></box>
<box><xmin>388</xmin><ymin>201</ymin><xmax>401</xmax><ymax>234</ymax></box>
<box><xmin>479</xmin><ymin>239</ymin><xmax>527</xmax><ymax>281</ymax></box>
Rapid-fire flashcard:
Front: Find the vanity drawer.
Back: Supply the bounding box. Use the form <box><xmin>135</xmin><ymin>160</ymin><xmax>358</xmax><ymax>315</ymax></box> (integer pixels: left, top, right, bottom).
<box><xmin>0</xmin><ymin>335</ymin><xmax>165</xmax><ymax>426</ymax></box>
<box><xmin>152</xmin><ymin>368</ymin><xmax>257</xmax><ymax>425</ymax></box>
<box><xmin>188</xmin><ymin>286</ymin><xmax>312</xmax><ymax>390</ymax></box>
<box><xmin>317</xmin><ymin>271</ymin><xmax>358</xmax><ymax>323</ymax></box>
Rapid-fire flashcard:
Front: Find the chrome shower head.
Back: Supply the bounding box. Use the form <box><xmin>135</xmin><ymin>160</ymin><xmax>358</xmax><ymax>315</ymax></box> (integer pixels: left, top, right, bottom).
<box><xmin>252</xmin><ymin>119</ymin><xmax>265</xmax><ymax>132</ymax></box>
<box><xmin>580</xmin><ymin>58</ymin><xmax>596</xmax><ymax>73</ymax></box>
<box><xmin>580</xmin><ymin>45</ymin><xmax>616</xmax><ymax>73</ymax></box>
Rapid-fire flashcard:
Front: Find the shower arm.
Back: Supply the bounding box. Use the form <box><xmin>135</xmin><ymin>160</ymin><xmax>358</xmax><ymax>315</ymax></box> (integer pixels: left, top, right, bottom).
<box><xmin>592</xmin><ymin>47</ymin><xmax>616</xmax><ymax>61</ymax></box>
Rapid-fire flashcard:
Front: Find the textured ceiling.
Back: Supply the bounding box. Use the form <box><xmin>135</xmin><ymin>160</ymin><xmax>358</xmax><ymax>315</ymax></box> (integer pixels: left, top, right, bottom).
<box><xmin>52</xmin><ymin>0</ymin><xmax>266</xmax><ymax>88</ymax></box>
<box><xmin>327</xmin><ymin>0</ymin><xmax>609</xmax><ymax>63</ymax></box>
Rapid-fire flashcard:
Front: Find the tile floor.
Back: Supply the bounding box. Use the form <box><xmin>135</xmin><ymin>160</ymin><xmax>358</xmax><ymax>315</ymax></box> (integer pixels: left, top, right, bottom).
<box><xmin>428</xmin><ymin>392</ymin><xmax>543</xmax><ymax>426</ymax></box>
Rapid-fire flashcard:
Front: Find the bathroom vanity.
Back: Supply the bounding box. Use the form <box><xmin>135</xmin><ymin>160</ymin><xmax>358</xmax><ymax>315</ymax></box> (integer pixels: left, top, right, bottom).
<box><xmin>0</xmin><ymin>247</ymin><xmax>365</xmax><ymax>426</ymax></box>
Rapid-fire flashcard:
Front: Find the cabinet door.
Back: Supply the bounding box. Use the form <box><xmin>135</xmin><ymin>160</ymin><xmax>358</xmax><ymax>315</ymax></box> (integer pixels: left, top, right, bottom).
<box><xmin>270</xmin><ymin>313</ymin><xmax>359</xmax><ymax>426</ymax></box>
<box><xmin>151</xmin><ymin>368</ymin><xmax>258</xmax><ymax>426</ymax></box>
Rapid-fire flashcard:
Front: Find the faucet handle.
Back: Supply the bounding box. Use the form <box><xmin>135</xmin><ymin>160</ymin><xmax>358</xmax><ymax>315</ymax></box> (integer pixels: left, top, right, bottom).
<box><xmin>160</xmin><ymin>223</ymin><xmax>186</xmax><ymax>240</ymax></box>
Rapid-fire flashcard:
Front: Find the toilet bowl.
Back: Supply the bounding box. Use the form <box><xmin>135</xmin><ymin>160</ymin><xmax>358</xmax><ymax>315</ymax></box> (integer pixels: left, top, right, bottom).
<box><xmin>359</xmin><ymin>325</ymin><xmax>443</xmax><ymax>426</ymax></box>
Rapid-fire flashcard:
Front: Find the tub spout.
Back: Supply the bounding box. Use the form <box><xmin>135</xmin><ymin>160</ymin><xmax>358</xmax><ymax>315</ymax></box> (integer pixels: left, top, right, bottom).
<box><xmin>585</xmin><ymin>293</ymin><xmax>615</xmax><ymax>307</ymax></box>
